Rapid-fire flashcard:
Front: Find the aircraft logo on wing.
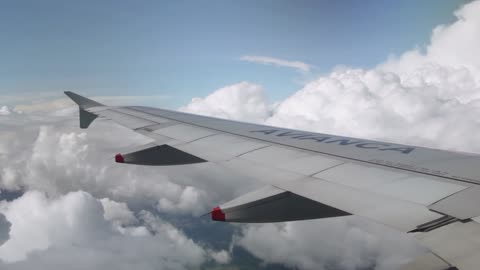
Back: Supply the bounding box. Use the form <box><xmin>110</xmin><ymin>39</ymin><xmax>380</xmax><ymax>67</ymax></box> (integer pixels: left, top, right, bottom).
<box><xmin>250</xmin><ymin>129</ymin><xmax>416</xmax><ymax>154</ymax></box>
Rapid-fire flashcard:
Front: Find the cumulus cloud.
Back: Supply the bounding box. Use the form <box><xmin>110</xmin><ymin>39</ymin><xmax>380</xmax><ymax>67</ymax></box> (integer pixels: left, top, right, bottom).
<box><xmin>0</xmin><ymin>190</ymin><xmax>225</xmax><ymax>269</ymax></box>
<box><xmin>0</xmin><ymin>106</ymin><xmax>255</xmax><ymax>269</ymax></box>
<box><xmin>180</xmin><ymin>81</ymin><xmax>270</xmax><ymax>123</ymax></box>
<box><xmin>0</xmin><ymin>191</ymin><xmax>111</xmax><ymax>262</ymax></box>
<box><xmin>267</xmin><ymin>67</ymin><xmax>480</xmax><ymax>152</ymax></box>
<box><xmin>156</xmin><ymin>186</ymin><xmax>210</xmax><ymax>215</ymax></box>
<box><xmin>100</xmin><ymin>198</ymin><xmax>139</xmax><ymax>227</ymax></box>
<box><xmin>263</xmin><ymin>1</ymin><xmax>480</xmax><ymax>154</ymax></box>
<box><xmin>241</xmin><ymin>55</ymin><xmax>312</xmax><ymax>72</ymax></box>
<box><xmin>235</xmin><ymin>218</ymin><xmax>423</xmax><ymax>270</ymax></box>
<box><xmin>207</xmin><ymin>249</ymin><xmax>231</xmax><ymax>264</ymax></box>
<box><xmin>380</xmin><ymin>0</ymin><xmax>480</xmax><ymax>75</ymax></box>
<box><xmin>0</xmin><ymin>120</ymin><xmax>255</xmax><ymax>212</ymax></box>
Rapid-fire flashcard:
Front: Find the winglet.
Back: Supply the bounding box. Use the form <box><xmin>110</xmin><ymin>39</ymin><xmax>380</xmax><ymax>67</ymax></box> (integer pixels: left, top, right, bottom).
<box><xmin>64</xmin><ymin>91</ymin><xmax>104</xmax><ymax>109</ymax></box>
<box><xmin>64</xmin><ymin>91</ymin><xmax>103</xmax><ymax>129</ymax></box>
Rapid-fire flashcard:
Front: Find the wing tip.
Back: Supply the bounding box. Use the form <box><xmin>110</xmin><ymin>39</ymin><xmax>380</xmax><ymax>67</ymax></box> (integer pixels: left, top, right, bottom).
<box><xmin>64</xmin><ymin>91</ymin><xmax>101</xmax><ymax>129</ymax></box>
<box><xmin>64</xmin><ymin>91</ymin><xmax>103</xmax><ymax>109</ymax></box>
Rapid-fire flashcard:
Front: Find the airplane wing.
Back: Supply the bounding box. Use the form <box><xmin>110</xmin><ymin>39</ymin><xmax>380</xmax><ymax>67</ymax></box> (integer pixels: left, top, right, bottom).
<box><xmin>65</xmin><ymin>91</ymin><xmax>480</xmax><ymax>270</ymax></box>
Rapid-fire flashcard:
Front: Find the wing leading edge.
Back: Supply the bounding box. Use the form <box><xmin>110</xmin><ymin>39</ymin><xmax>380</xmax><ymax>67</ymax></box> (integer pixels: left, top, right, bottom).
<box><xmin>65</xmin><ymin>91</ymin><xmax>480</xmax><ymax>270</ymax></box>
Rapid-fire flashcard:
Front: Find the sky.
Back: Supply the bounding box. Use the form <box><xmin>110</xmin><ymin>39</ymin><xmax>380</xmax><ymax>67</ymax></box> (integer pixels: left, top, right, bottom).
<box><xmin>2</xmin><ymin>1</ymin><xmax>480</xmax><ymax>270</ymax></box>
<box><xmin>0</xmin><ymin>0</ymin><xmax>469</xmax><ymax>106</ymax></box>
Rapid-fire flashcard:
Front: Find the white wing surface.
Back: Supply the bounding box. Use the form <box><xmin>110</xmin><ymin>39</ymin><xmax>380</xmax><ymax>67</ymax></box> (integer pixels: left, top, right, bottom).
<box><xmin>65</xmin><ymin>91</ymin><xmax>480</xmax><ymax>270</ymax></box>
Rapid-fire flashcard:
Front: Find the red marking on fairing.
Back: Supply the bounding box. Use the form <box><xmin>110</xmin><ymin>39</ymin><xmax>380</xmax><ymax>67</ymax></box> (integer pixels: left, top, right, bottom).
<box><xmin>115</xmin><ymin>153</ymin><xmax>125</xmax><ymax>163</ymax></box>
<box><xmin>211</xmin><ymin>206</ymin><xmax>225</xmax><ymax>221</ymax></box>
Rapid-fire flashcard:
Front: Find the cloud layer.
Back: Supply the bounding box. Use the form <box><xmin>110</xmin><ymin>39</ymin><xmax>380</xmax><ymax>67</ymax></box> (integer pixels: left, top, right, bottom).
<box><xmin>0</xmin><ymin>106</ymin><xmax>10</xmax><ymax>116</ymax></box>
<box><xmin>2</xmin><ymin>1</ymin><xmax>480</xmax><ymax>270</ymax></box>
<box><xmin>0</xmin><ymin>110</ymin><xmax>243</xmax><ymax>269</ymax></box>
<box><xmin>235</xmin><ymin>218</ymin><xmax>422</xmax><ymax>270</ymax></box>
<box><xmin>0</xmin><ymin>190</ymin><xmax>213</xmax><ymax>269</ymax></box>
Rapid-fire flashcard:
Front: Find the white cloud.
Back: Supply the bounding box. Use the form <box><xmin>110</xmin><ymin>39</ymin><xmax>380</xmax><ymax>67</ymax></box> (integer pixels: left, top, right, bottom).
<box><xmin>0</xmin><ymin>107</ymin><xmax>258</xmax><ymax>268</ymax></box>
<box><xmin>0</xmin><ymin>106</ymin><xmax>10</xmax><ymax>116</ymax></box>
<box><xmin>100</xmin><ymin>198</ymin><xmax>139</xmax><ymax>227</ymax></box>
<box><xmin>0</xmin><ymin>118</ymin><xmax>257</xmax><ymax>214</ymax></box>
<box><xmin>156</xmin><ymin>186</ymin><xmax>210</xmax><ymax>215</ymax></box>
<box><xmin>379</xmin><ymin>1</ymin><xmax>480</xmax><ymax>75</ymax></box>
<box><xmin>207</xmin><ymin>249</ymin><xmax>231</xmax><ymax>264</ymax></box>
<box><xmin>180</xmin><ymin>81</ymin><xmax>270</xmax><ymax>123</ymax></box>
<box><xmin>0</xmin><ymin>191</ymin><xmax>111</xmax><ymax>262</ymax></box>
<box><xmin>0</xmin><ymin>190</ymin><xmax>228</xmax><ymax>269</ymax></box>
<box><xmin>235</xmin><ymin>218</ymin><xmax>423</xmax><ymax>270</ymax></box>
<box><xmin>261</xmin><ymin>1</ymin><xmax>480</xmax><ymax>154</ymax></box>
<box><xmin>267</xmin><ymin>67</ymin><xmax>480</xmax><ymax>152</ymax></box>
<box><xmin>0</xmin><ymin>214</ymin><xmax>9</xmax><ymax>246</ymax></box>
<box><xmin>241</xmin><ymin>55</ymin><xmax>312</xmax><ymax>72</ymax></box>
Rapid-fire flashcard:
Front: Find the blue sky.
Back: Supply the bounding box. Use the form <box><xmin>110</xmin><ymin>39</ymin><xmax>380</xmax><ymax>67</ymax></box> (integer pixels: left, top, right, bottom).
<box><xmin>0</xmin><ymin>0</ymin><xmax>467</xmax><ymax>107</ymax></box>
